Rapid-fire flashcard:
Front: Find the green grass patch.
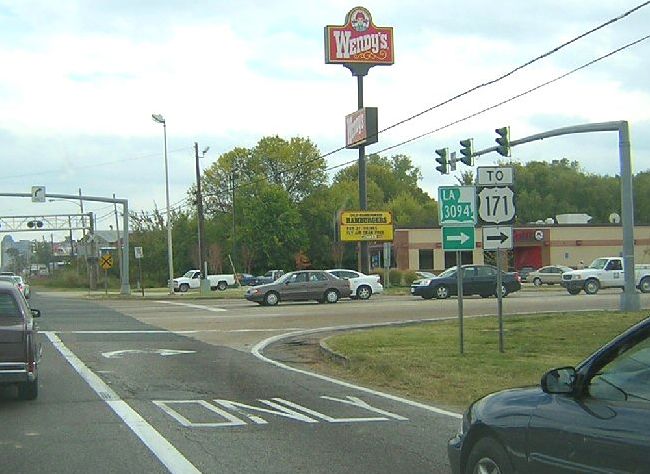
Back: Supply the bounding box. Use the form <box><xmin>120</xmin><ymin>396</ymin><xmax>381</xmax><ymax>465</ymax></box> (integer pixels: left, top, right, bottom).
<box><xmin>324</xmin><ymin>311</ymin><xmax>649</xmax><ymax>410</ymax></box>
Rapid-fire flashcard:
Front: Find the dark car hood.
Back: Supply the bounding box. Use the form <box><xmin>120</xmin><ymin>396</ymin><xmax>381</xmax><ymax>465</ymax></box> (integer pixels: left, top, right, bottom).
<box><xmin>470</xmin><ymin>386</ymin><xmax>545</xmax><ymax>424</ymax></box>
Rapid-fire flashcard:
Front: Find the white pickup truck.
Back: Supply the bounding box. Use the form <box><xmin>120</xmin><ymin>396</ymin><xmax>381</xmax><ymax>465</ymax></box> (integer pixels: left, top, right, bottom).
<box><xmin>173</xmin><ymin>270</ymin><xmax>236</xmax><ymax>292</ymax></box>
<box><xmin>561</xmin><ymin>257</ymin><xmax>650</xmax><ymax>295</ymax></box>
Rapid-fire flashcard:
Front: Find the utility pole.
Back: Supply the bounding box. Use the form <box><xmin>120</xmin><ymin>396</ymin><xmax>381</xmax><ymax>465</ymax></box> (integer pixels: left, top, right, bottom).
<box><xmin>194</xmin><ymin>142</ymin><xmax>210</xmax><ymax>295</ymax></box>
<box><xmin>112</xmin><ymin>193</ymin><xmax>123</xmax><ymax>288</ymax></box>
<box><xmin>231</xmin><ymin>171</ymin><xmax>237</xmax><ymax>273</ymax></box>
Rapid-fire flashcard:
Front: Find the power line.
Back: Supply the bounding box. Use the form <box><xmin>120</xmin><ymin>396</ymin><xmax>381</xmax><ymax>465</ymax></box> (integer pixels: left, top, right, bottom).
<box><xmin>216</xmin><ymin>2</ymin><xmax>650</xmax><ymax>195</ymax></box>
<box><xmin>374</xmin><ymin>33</ymin><xmax>650</xmax><ymax>155</ymax></box>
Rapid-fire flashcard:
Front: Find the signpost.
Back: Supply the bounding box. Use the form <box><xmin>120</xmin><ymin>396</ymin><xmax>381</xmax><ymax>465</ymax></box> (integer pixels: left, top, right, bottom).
<box><xmin>476</xmin><ymin>166</ymin><xmax>515</xmax><ymax>353</ymax></box>
<box><xmin>134</xmin><ymin>246</ymin><xmax>144</xmax><ymax>296</ymax></box>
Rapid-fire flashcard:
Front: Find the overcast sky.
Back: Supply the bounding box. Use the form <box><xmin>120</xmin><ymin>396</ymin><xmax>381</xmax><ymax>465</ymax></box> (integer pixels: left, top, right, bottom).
<box><xmin>1</xmin><ymin>0</ymin><xmax>649</xmax><ymax>242</ymax></box>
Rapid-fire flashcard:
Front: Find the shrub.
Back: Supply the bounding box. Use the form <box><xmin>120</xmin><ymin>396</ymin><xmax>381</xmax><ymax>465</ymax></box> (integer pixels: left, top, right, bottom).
<box><xmin>403</xmin><ymin>270</ymin><xmax>419</xmax><ymax>286</ymax></box>
<box><xmin>389</xmin><ymin>269</ymin><xmax>403</xmax><ymax>286</ymax></box>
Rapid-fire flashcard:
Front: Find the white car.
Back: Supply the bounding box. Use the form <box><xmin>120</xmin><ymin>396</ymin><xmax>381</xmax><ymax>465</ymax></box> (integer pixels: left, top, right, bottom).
<box><xmin>326</xmin><ymin>269</ymin><xmax>383</xmax><ymax>300</ymax></box>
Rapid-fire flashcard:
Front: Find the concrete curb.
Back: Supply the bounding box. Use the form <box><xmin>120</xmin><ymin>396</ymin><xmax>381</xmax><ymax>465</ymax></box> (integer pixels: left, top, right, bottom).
<box><xmin>318</xmin><ymin>337</ymin><xmax>350</xmax><ymax>367</ymax></box>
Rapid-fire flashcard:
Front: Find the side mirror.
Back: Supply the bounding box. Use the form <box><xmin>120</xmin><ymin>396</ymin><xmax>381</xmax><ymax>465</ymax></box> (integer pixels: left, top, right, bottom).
<box><xmin>541</xmin><ymin>367</ymin><xmax>576</xmax><ymax>394</ymax></box>
<box><xmin>31</xmin><ymin>308</ymin><xmax>41</xmax><ymax>318</ymax></box>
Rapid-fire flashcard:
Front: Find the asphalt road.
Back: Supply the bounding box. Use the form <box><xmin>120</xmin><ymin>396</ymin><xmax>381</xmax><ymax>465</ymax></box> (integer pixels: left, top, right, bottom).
<box><xmin>3</xmin><ymin>288</ymin><xmax>648</xmax><ymax>473</ymax></box>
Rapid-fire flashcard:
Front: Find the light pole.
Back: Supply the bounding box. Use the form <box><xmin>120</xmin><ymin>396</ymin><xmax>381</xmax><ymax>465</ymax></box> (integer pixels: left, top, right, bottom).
<box><xmin>152</xmin><ymin>113</ymin><xmax>175</xmax><ymax>294</ymax></box>
<box><xmin>195</xmin><ymin>143</ymin><xmax>210</xmax><ymax>295</ymax></box>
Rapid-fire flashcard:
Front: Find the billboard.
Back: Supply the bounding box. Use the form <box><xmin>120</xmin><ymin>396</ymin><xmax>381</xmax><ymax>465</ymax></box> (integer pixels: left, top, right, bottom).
<box><xmin>345</xmin><ymin>107</ymin><xmax>378</xmax><ymax>148</ymax></box>
<box><xmin>340</xmin><ymin>211</ymin><xmax>394</xmax><ymax>242</ymax></box>
<box><xmin>324</xmin><ymin>7</ymin><xmax>394</xmax><ymax>66</ymax></box>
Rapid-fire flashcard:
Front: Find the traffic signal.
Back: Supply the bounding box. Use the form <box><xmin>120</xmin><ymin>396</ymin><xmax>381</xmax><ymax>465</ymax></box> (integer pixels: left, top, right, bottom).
<box><xmin>435</xmin><ymin>148</ymin><xmax>449</xmax><ymax>175</ymax></box>
<box><xmin>459</xmin><ymin>138</ymin><xmax>474</xmax><ymax>166</ymax></box>
<box><xmin>26</xmin><ymin>220</ymin><xmax>43</xmax><ymax>229</ymax></box>
<box><xmin>495</xmin><ymin>126</ymin><xmax>511</xmax><ymax>157</ymax></box>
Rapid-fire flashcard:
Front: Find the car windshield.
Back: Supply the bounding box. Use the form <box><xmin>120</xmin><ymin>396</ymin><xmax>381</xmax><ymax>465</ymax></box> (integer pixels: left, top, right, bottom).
<box><xmin>439</xmin><ymin>267</ymin><xmax>457</xmax><ymax>278</ymax></box>
<box><xmin>182</xmin><ymin>271</ymin><xmax>196</xmax><ymax>278</ymax></box>
<box><xmin>275</xmin><ymin>272</ymin><xmax>293</xmax><ymax>283</ymax></box>
<box><xmin>589</xmin><ymin>258</ymin><xmax>609</xmax><ymax>270</ymax></box>
<box><xmin>417</xmin><ymin>272</ymin><xmax>436</xmax><ymax>278</ymax></box>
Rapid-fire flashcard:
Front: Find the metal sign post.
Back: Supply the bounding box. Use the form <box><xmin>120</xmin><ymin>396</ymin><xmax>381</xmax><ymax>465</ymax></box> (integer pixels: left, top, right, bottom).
<box><xmin>496</xmin><ymin>249</ymin><xmax>504</xmax><ymax>353</ymax></box>
<box><xmin>456</xmin><ymin>251</ymin><xmax>464</xmax><ymax>355</ymax></box>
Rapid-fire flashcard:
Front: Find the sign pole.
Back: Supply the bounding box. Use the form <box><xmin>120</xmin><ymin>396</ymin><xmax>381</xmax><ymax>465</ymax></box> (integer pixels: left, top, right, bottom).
<box><xmin>496</xmin><ymin>248</ymin><xmax>504</xmax><ymax>353</ymax></box>
<box><xmin>357</xmin><ymin>75</ymin><xmax>369</xmax><ymax>274</ymax></box>
<box><xmin>456</xmin><ymin>251</ymin><xmax>464</xmax><ymax>355</ymax></box>
<box><xmin>138</xmin><ymin>259</ymin><xmax>144</xmax><ymax>297</ymax></box>
<box><xmin>104</xmin><ymin>268</ymin><xmax>108</xmax><ymax>296</ymax></box>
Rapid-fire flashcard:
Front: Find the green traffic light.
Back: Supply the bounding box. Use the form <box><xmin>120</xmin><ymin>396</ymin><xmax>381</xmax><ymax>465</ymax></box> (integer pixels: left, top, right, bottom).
<box><xmin>435</xmin><ymin>147</ymin><xmax>449</xmax><ymax>175</ymax></box>
<box><xmin>459</xmin><ymin>138</ymin><xmax>474</xmax><ymax>166</ymax></box>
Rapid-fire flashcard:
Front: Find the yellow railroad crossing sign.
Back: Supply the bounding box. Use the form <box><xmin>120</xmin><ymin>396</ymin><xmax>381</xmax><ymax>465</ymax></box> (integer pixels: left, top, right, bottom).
<box><xmin>100</xmin><ymin>253</ymin><xmax>113</xmax><ymax>270</ymax></box>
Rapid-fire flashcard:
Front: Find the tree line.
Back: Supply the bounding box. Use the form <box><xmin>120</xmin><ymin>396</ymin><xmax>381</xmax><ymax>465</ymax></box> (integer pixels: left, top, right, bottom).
<box><xmin>125</xmin><ymin>136</ymin><xmax>650</xmax><ymax>285</ymax></box>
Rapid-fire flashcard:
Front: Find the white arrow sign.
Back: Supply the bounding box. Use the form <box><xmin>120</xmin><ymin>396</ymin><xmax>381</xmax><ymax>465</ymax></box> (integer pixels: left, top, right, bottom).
<box><xmin>447</xmin><ymin>232</ymin><xmax>470</xmax><ymax>245</ymax></box>
<box><xmin>101</xmin><ymin>349</ymin><xmax>196</xmax><ymax>359</ymax></box>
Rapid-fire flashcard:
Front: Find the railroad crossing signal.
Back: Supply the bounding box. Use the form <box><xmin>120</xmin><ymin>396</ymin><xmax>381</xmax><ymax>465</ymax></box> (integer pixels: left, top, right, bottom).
<box><xmin>100</xmin><ymin>253</ymin><xmax>113</xmax><ymax>270</ymax></box>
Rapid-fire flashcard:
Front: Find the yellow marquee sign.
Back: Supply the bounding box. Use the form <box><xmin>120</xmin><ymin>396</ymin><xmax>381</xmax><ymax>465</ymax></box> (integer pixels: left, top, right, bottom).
<box><xmin>340</xmin><ymin>211</ymin><xmax>393</xmax><ymax>242</ymax></box>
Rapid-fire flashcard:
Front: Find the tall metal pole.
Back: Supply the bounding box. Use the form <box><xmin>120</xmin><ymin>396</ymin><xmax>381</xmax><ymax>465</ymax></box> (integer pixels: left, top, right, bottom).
<box><xmin>357</xmin><ymin>75</ymin><xmax>369</xmax><ymax>274</ymax></box>
<box><xmin>194</xmin><ymin>143</ymin><xmax>209</xmax><ymax>295</ymax></box>
<box><xmin>232</xmin><ymin>171</ymin><xmax>237</xmax><ymax>273</ymax></box>
<box><xmin>162</xmin><ymin>121</ymin><xmax>174</xmax><ymax>294</ymax></box>
<box><xmin>496</xmin><ymin>249</ymin><xmax>504</xmax><ymax>353</ymax></box>
<box><xmin>112</xmin><ymin>193</ymin><xmax>123</xmax><ymax>288</ymax></box>
<box><xmin>456</xmin><ymin>251</ymin><xmax>464</xmax><ymax>355</ymax></box>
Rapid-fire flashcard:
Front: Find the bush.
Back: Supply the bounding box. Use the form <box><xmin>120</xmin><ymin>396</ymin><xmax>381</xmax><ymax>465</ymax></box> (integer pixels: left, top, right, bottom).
<box><xmin>389</xmin><ymin>269</ymin><xmax>403</xmax><ymax>287</ymax></box>
<box><xmin>403</xmin><ymin>270</ymin><xmax>419</xmax><ymax>286</ymax></box>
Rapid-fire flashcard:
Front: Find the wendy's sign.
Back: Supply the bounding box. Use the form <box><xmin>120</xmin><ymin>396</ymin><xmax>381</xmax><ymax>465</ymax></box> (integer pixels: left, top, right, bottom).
<box><xmin>324</xmin><ymin>7</ymin><xmax>394</xmax><ymax>69</ymax></box>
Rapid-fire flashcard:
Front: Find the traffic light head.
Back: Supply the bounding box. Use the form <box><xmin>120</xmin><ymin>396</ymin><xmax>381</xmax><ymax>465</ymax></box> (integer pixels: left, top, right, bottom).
<box><xmin>495</xmin><ymin>126</ymin><xmax>511</xmax><ymax>157</ymax></box>
<box><xmin>435</xmin><ymin>148</ymin><xmax>449</xmax><ymax>175</ymax></box>
<box><xmin>459</xmin><ymin>138</ymin><xmax>474</xmax><ymax>166</ymax></box>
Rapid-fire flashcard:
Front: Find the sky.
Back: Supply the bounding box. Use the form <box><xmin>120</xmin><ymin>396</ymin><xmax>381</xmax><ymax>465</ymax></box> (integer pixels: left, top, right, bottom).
<box><xmin>0</xmin><ymin>0</ymin><xmax>649</xmax><ymax>243</ymax></box>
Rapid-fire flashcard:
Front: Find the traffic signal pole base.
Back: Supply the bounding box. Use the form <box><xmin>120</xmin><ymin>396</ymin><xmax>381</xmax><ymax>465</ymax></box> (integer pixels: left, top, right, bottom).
<box><xmin>200</xmin><ymin>279</ymin><xmax>211</xmax><ymax>296</ymax></box>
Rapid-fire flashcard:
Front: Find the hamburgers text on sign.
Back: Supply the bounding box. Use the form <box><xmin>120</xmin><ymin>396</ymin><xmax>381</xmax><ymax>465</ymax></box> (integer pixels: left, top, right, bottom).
<box><xmin>339</xmin><ymin>211</ymin><xmax>394</xmax><ymax>242</ymax></box>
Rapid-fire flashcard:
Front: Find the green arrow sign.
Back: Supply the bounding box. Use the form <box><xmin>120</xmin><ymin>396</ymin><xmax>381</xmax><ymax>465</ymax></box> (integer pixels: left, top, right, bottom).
<box><xmin>442</xmin><ymin>226</ymin><xmax>476</xmax><ymax>251</ymax></box>
<box><xmin>438</xmin><ymin>186</ymin><xmax>476</xmax><ymax>225</ymax></box>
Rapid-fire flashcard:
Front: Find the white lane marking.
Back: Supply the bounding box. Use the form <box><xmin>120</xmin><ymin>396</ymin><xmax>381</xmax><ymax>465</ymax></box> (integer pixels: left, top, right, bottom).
<box><xmin>55</xmin><ymin>329</ymin><xmax>305</xmax><ymax>334</ymax></box>
<box><xmin>44</xmin><ymin>332</ymin><xmax>200</xmax><ymax>474</ymax></box>
<box><xmin>102</xmin><ymin>349</ymin><xmax>196</xmax><ymax>359</ymax></box>
<box><xmin>154</xmin><ymin>300</ymin><xmax>227</xmax><ymax>312</ymax></box>
<box><xmin>251</xmin><ymin>320</ymin><xmax>463</xmax><ymax>419</ymax></box>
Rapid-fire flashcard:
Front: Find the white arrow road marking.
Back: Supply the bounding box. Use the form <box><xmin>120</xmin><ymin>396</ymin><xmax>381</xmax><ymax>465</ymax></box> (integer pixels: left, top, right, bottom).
<box><xmin>447</xmin><ymin>232</ymin><xmax>469</xmax><ymax>244</ymax></box>
<box><xmin>154</xmin><ymin>301</ymin><xmax>227</xmax><ymax>312</ymax></box>
<box><xmin>102</xmin><ymin>349</ymin><xmax>196</xmax><ymax>359</ymax></box>
<box><xmin>44</xmin><ymin>332</ymin><xmax>200</xmax><ymax>474</ymax></box>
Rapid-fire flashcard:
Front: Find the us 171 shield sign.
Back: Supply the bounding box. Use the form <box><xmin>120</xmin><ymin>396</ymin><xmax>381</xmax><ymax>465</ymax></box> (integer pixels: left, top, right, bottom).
<box><xmin>477</xmin><ymin>186</ymin><xmax>515</xmax><ymax>225</ymax></box>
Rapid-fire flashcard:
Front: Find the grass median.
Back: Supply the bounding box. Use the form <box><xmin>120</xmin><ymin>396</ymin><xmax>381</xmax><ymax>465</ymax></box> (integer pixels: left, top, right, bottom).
<box><xmin>322</xmin><ymin>310</ymin><xmax>649</xmax><ymax>411</ymax></box>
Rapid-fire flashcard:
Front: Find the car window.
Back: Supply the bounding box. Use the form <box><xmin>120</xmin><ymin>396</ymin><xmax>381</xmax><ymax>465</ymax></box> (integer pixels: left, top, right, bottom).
<box><xmin>288</xmin><ymin>273</ymin><xmax>308</xmax><ymax>283</ymax></box>
<box><xmin>0</xmin><ymin>292</ymin><xmax>21</xmax><ymax>319</ymax></box>
<box><xmin>589</xmin><ymin>335</ymin><xmax>650</xmax><ymax>402</ymax></box>
<box><xmin>476</xmin><ymin>266</ymin><xmax>496</xmax><ymax>277</ymax></box>
<box><xmin>310</xmin><ymin>272</ymin><xmax>328</xmax><ymax>282</ymax></box>
<box><xmin>462</xmin><ymin>267</ymin><xmax>476</xmax><ymax>278</ymax></box>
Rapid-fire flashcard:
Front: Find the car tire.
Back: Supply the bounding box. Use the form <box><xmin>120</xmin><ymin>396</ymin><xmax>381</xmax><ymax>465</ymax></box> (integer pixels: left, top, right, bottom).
<box><xmin>434</xmin><ymin>285</ymin><xmax>450</xmax><ymax>299</ymax></box>
<box><xmin>495</xmin><ymin>284</ymin><xmax>508</xmax><ymax>298</ymax></box>
<box><xmin>324</xmin><ymin>289</ymin><xmax>339</xmax><ymax>304</ymax></box>
<box><xmin>567</xmin><ymin>287</ymin><xmax>581</xmax><ymax>295</ymax></box>
<box><xmin>356</xmin><ymin>285</ymin><xmax>372</xmax><ymax>300</ymax></box>
<box><xmin>421</xmin><ymin>293</ymin><xmax>434</xmax><ymax>300</ymax></box>
<box><xmin>179</xmin><ymin>283</ymin><xmax>189</xmax><ymax>293</ymax></box>
<box><xmin>465</xmin><ymin>437</ymin><xmax>512</xmax><ymax>474</ymax></box>
<box><xmin>480</xmin><ymin>293</ymin><xmax>491</xmax><ymax>298</ymax></box>
<box><xmin>217</xmin><ymin>281</ymin><xmax>228</xmax><ymax>291</ymax></box>
<box><xmin>533</xmin><ymin>277</ymin><xmax>542</xmax><ymax>287</ymax></box>
<box><xmin>584</xmin><ymin>278</ymin><xmax>600</xmax><ymax>295</ymax></box>
<box><xmin>264</xmin><ymin>291</ymin><xmax>279</xmax><ymax>306</ymax></box>
<box><xmin>18</xmin><ymin>379</ymin><xmax>38</xmax><ymax>401</ymax></box>
<box><xmin>639</xmin><ymin>277</ymin><xmax>650</xmax><ymax>293</ymax></box>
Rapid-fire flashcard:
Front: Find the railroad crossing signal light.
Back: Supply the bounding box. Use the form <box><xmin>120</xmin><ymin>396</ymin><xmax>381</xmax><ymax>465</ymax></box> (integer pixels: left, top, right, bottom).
<box><xmin>435</xmin><ymin>148</ymin><xmax>449</xmax><ymax>175</ymax></box>
<box><xmin>459</xmin><ymin>138</ymin><xmax>474</xmax><ymax>166</ymax></box>
<box><xmin>26</xmin><ymin>220</ymin><xmax>43</xmax><ymax>229</ymax></box>
<box><xmin>495</xmin><ymin>126</ymin><xmax>511</xmax><ymax>157</ymax></box>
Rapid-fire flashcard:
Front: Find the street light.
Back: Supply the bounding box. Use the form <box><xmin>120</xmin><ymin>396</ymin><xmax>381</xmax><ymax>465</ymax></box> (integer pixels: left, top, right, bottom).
<box><xmin>152</xmin><ymin>113</ymin><xmax>175</xmax><ymax>294</ymax></box>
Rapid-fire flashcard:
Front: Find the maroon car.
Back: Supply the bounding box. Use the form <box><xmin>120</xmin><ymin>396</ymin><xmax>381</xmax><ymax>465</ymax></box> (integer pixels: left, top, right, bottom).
<box><xmin>0</xmin><ymin>281</ymin><xmax>41</xmax><ymax>400</ymax></box>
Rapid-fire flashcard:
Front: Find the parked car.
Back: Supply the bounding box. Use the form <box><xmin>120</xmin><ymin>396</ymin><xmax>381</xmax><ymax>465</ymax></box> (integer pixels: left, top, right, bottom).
<box><xmin>326</xmin><ymin>269</ymin><xmax>383</xmax><ymax>300</ymax></box>
<box><xmin>527</xmin><ymin>264</ymin><xmax>573</xmax><ymax>286</ymax></box>
<box><xmin>9</xmin><ymin>276</ymin><xmax>30</xmax><ymax>299</ymax></box>
<box><xmin>449</xmin><ymin>316</ymin><xmax>650</xmax><ymax>474</ymax></box>
<box><xmin>245</xmin><ymin>270</ymin><xmax>351</xmax><ymax>306</ymax></box>
<box><xmin>0</xmin><ymin>281</ymin><xmax>42</xmax><ymax>400</ymax></box>
<box><xmin>517</xmin><ymin>266</ymin><xmax>535</xmax><ymax>282</ymax></box>
<box><xmin>236</xmin><ymin>273</ymin><xmax>257</xmax><ymax>286</ymax></box>
<box><xmin>250</xmin><ymin>269</ymin><xmax>285</xmax><ymax>286</ymax></box>
<box><xmin>410</xmin><ymin>264</ymin><xmax>521</xmax><ymax>299</ymax></box>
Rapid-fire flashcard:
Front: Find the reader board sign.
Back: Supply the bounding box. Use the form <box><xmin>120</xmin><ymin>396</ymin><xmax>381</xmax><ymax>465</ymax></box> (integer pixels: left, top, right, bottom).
<box><xmin>345</xmin><ymin>107</ymin><xmax>378</xmax><ymax>148</ymax></box>
<box><xmin>340</xmin><ymin>211</ymin><xmax>393</xmax><ymax>242</ymax></box>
